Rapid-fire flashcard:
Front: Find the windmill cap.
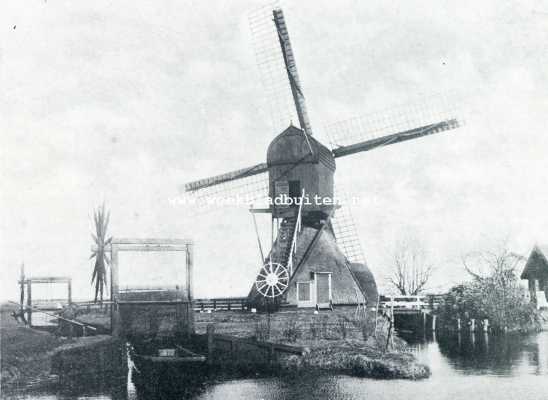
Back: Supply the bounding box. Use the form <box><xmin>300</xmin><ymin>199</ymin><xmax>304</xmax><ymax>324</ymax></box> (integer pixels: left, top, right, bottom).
<box><xmin>267</xmin><ymin>125</ymin><xmax>335</xmax><ymax>170</ymax></box>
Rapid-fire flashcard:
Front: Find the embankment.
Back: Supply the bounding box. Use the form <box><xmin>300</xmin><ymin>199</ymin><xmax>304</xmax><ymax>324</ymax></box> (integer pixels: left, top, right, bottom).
<box><xmin>196</xmin><ymin>307</ymin><xmax>430</xmax><ymax>379</ymax></box>
<box><xmin>1</xmin><ymin>305</ymin><xmax>125</xmax><ymax>393</ymax></box>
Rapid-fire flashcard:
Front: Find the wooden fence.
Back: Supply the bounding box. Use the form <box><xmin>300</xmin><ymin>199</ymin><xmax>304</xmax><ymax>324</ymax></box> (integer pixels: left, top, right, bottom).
<box><xmin>379</xmin><ymin>294</ymin><xmax>446</xmax><ymax>312</ymax></box>
<box><xmin>194</xmin><ymin>297</ymin><xmax>249</xmax><ymax>312</ymax></box>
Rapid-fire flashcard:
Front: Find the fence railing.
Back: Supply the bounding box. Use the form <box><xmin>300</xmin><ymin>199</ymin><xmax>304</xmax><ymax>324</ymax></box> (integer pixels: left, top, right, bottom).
<box><xmin>379</xmin><ymin>294</ymin><xmax>445</xmax><ymax>311</ymax></box>
<box><xmin>194</xmin><ymin>297</ymin><xmax>249</xmax><ymax>312</ymax></box>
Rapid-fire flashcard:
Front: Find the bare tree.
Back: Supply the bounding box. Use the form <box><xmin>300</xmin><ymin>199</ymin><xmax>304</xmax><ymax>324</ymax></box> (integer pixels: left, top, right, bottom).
<box><xmin>387</xmin><ymin>238</ymin><xmax>434</xmax><ymax>296</ymax></box>
<box><xmin>458</xmin><ymin>242</ymin><xmax>536</xmax><ymax>331</ymax></box>
<box><xmin>461</xmin><ymin>242</ymin><xmax>525</xmax><ymax>282</ymax></box>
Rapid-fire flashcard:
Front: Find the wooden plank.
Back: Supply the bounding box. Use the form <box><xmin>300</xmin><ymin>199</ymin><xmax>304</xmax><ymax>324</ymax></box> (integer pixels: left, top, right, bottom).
<box><xmin>8</xmin><ymin>301</ymin><xmax>97</xmax><ymax>330</ymax></box>
<box><xmin>20</xmin><ymin>277</ymin><xmax>71</xmax><ymax>283</ymax></box>
<box><xmin>136</xmin><ymin>355</ymin><xmax>206</xmax><ymax>363</ymax></box>
<box><xmin>93</xmin><ymin>244</ymin><xmax>189</xmax><ymax>252</ymax></box>
<box><xmin>112</xmin><ymin>238</ymin><xmax>193</xmax><ymax>245</ymax></box>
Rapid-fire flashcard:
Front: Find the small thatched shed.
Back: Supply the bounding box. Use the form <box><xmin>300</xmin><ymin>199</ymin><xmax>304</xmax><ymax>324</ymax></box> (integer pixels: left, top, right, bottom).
<box><xmin>521</xmin><ymin>245</ymin><xmax>548</xmax><ymax>306</ymax></box>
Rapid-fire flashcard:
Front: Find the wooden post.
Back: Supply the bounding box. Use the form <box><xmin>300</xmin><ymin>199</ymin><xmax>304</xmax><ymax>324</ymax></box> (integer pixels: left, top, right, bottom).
<box><xmin>68</xmin><ymin>279</ymin><xmax>72</xmax><ymax>304</ymax></box>
<box><xmin>110</xmin><ymin>244</ymin><xmax>120</xmax><ymax>336</ymax></box>
<box><xmin>471</xmin><ymin>318</ymin><xmax>476</xmax><ymax>332</ymax></box>
<box><xmin>457</xmin><ymin>318</ymin><xmax>461</xmax><ymax>331</ymax></box>
<box><xmin>483</xmin><ymin>319</ymin><xmax>489</xmax><ymax>332</ymax></box>
<box><xmin>19</xmin><ymin>264</ymin><xmax>25</xmax><ymax>318</ymax></box>
<box><xmin>422</xmin><ymin>311</ymin><xmax>426</xmax><ymax>333</ymax></box>
<box><xmin>207</xmin><ymin>324</ymin><xmax>215</xmax><ymax>366</ymax></box>
<box><xmin>230</xmin><ymin>338</ymin><xmax>235</xmax><ymax>361</ymax></box>
<box><xmin>27</xmin><ymin>280</ymin><xmax>32</xmax><ymax>326</ymax></box>
<box><xmin>186</xmin><ymin>243</ymin><xmax>193</xmax><ymax>302</ymax></box>
<box><xmin>268</xmin><ymin>343</ymin><xmax>275</xmax><ymax>365</ymax></box>
<box><xmin>432</xmin><ymin>315</ymin><xmax>437</xmax><ymax>331</ymax></box>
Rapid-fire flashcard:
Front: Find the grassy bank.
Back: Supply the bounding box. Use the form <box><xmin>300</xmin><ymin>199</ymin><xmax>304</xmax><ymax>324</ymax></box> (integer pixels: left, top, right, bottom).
<box><xmin>1</xmin><ymin>304</ymin><xmax>66</xmax><ymax>391</ymax></box>
<box><xmin>0</xmin><ymin>304</ymin><xmax>117</xmax><ymax>393</ymax></box>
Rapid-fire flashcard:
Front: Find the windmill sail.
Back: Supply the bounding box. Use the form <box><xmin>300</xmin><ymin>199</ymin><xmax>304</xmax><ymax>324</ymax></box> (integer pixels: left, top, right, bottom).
<box><xmin>332</xmin><ymin>119</ymin><xmax>460</xmax><ymax>158</ymax></box>
<box><xmin>249</xmin><ymin>4</ymin><xmax>310</xmax><ymax>135</ymax></box>
<box><xmin>183</xmin><ymin>5</ymin><xmax>315</xmax><ymax>208</ymax></box>
<box><xmin>326</xmin><ymin>93</ymin><xmax>463</xmax><ymax>158</ymax></box>
<box><xmin>331</xmin><ymin>187</ymin><xmax>365</xmax><ymax>264</ymax></box>
<box><xmin>185</xmin><ymin>163</ymin><xmax>267</xmax><ymax>192</ymax></box>
<box><xmin>272</xmin><ymin>8</ymin><xmax>313</xmax><ymax>136</ymax></box>
<box><xmin>183</xmin><ymin>163</ymin><xmax>268</xmax><ymax>211</ymax></box>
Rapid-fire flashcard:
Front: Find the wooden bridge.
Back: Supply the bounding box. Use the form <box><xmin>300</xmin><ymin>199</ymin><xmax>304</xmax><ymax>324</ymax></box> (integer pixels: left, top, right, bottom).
<box><xmin>379</xmin><ymin>294</ymin><xmax>445</xmax><ymax>314</ymax></box>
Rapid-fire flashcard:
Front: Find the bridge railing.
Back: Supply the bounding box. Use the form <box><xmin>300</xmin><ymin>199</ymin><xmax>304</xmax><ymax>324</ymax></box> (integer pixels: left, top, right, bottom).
<box><xmin>379</xmin><ymin>294</ymin><xmax>445</xmax><ymax>311</ymax></box>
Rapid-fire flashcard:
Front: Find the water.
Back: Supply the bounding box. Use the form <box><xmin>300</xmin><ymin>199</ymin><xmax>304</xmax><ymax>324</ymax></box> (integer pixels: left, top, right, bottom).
<box><xmin>6</xmin><ymin>331</ymin><xmax>548</xmax><ymax>400</ymax></box>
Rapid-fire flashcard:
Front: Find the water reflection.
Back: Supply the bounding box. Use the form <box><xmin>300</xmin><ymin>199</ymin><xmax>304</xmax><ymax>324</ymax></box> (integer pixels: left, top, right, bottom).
<box><xmin>432</xmin><ymin>331</ymin><xmax>546</xmax><ymax>376</ymax></box>
<box><xmin>4</xmin><ymin>331</ymin><xmax>548</xmax><ymax>400</ymax></box>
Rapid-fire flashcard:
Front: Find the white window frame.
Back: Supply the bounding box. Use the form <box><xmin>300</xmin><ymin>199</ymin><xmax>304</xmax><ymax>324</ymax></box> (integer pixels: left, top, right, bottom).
<box><xmin>296</xmin><ymin>280</ymin><xmax>315</xmax><ymax>308</ymax></box>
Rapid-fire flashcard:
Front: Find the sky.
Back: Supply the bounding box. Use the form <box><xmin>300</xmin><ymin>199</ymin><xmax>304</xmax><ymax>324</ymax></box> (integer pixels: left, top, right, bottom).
<box><xmin>1</xmin><ymin>0</ymin><xmax>548</xmax><ymax>302</ymax></box>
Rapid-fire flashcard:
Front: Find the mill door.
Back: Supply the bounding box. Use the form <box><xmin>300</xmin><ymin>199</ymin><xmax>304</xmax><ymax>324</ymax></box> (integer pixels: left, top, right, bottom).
<box><xmin>315</xmin><ymin>273</ymin><xmax>331</xmax><ymax>309</ymax></box>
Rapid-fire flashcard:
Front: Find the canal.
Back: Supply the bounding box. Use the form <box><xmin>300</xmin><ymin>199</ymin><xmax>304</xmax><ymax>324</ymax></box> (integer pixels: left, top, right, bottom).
<box><xmin>6</xmin><ymin>331</ymin><xmax>548</xmax><ymax>399</ymax></box>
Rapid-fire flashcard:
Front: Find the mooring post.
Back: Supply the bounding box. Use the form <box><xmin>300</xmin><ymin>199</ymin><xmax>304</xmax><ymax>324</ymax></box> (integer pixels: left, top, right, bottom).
<box><xmin>483</xmin><ymin>319</ymin><xmax>489</xmax><ymax>332</ymax></box>
<box><xmin>432</xmin><ymin>315</ymin><xmax>437</xmax><ymax>331</ymax></box>
<box><xmin>207</xmin><ymin>324</ymin><xmax>215</xmax><ymax>366</ymax></box>
<box><xmin>471</xmin><ymin>318</ymin><xmax>476</xmax><ymax>332</ymax></box>
<box><xmin>457</xmin><ymin>318</ymin><xmax>461</xmax><ymax>331</ymax></box>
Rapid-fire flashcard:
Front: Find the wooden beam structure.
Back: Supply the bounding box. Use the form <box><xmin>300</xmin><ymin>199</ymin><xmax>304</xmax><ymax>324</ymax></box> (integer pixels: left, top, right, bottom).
<box><xmin>18</xmin><ymin>272</ymin><xmax>72</xmax><ymax>326</ymax></box>
<box><xmin>101</xmin><ymin>238</ymin><xmax>194</xmax><ymax>338</ymax></box>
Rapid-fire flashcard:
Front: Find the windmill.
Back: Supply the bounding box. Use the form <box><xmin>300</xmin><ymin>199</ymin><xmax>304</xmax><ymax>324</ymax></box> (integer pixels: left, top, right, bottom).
<box><xmin>184</xmin><ymin>7</ymin><xmax>462</xmax><ymax>309</ymax></box>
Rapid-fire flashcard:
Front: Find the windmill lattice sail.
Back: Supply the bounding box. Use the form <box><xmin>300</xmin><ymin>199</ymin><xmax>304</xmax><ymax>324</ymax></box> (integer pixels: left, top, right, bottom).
<box><xmin>331</xmin><ymin>187</ymin><xmax>366</xmax><ymax>264</ymax></box>
<box><xmin>326</xmin><ymin>93</ymin><xmax>463</xmax><ymax>157</ymax></box>
<box><xmin>183</xmin><ymin>166</ymin><xmax>268</xmax><ymax>212</ymax></box>
<box><xmin>249</xmin><ymin>4</ymin><xmax>306</xmax><ymax>135</ymax></box>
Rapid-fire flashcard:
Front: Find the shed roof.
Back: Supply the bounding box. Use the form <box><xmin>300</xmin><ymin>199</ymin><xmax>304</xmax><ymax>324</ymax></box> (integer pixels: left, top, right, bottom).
<box><xmin>521</xmin><ymin>245</ymin><xmax>548</xmax><ymax>279</ymax></box>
